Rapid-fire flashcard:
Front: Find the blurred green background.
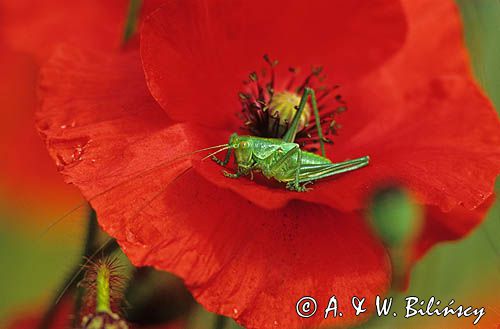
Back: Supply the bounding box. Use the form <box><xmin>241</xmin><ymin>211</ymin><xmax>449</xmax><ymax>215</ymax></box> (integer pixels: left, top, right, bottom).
<box><xmin>1</xmin><ymin>1</ymin><xmax>499</xmax><ymax>328</ymax></box>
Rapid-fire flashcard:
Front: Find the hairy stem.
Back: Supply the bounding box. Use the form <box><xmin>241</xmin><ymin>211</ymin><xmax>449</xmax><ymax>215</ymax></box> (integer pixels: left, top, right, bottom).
<box><xmin>95</xmin><ymin>263</ymin><xmax>112</xmax><ymax>313</ymax></box>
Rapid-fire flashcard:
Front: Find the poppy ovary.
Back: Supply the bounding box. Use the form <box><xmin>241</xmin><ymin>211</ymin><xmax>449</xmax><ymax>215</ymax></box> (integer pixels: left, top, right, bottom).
<box><xmin>268</xmin><ymin>91</ymin><xmax>312</xmax><ymax>136</ymax></box>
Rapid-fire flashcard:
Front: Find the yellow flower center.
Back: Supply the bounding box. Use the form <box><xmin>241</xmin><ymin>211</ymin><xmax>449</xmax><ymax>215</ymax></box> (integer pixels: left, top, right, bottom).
<box><xmin>269</xmin><ymin>91</ymin><xmax>311</xmax><ymax>131</ymax></box>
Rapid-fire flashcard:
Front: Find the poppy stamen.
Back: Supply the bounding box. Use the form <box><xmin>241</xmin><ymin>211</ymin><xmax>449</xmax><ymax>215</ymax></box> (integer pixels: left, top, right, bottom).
<box><xmin>240</xmin><ymin>55</ymin><xmax>346</xmax><ymax>151</ymax></box>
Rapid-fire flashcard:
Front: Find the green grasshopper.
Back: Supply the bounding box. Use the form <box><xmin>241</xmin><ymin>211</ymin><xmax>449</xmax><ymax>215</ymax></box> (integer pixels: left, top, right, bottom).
<box><xmin>211</xmin><ymin>87</ymin><xmax>369</xmax><ymax>192</ymax></box>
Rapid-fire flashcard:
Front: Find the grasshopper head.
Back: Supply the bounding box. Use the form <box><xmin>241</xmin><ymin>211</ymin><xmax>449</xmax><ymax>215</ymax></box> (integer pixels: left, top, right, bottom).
<box><xmin>229</xmin><ymin>133</ymin><xmax>253</xmax><ymax>173</ymax></box>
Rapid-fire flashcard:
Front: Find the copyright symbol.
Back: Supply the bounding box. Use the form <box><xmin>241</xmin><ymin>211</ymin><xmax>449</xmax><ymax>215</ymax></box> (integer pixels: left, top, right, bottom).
<box><xmin>296</xmin><ymin>296</ymin><xmax>317</xmax><ymax>318</ymax></box>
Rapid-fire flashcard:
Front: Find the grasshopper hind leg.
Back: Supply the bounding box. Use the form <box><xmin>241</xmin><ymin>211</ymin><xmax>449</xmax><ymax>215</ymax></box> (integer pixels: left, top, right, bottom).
<box><xmin>282</xmin><ymin>87</ymin><xmax>327</xmax><ymax>157</ymax></box>
<box><xmin>298</xmin><ymin>156</ymin><xmax>370</xmax><ymax>188</ymax></box>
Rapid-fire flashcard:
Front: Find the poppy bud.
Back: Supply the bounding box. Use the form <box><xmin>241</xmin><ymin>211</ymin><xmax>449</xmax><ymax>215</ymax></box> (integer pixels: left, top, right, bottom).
<box><xmin>80</xmin><ymin>258</ymin><xmax>128</xmax><ymax>329</ymax></box>
<box><xmin>369</xmin><ymin>186</ymin><xmax>422</xmax><ymax>248</ymax></box>
<box><xmin>368</xmin><ymin>186</ymin><xmax>423</xmax><ymax>288</ymax></box>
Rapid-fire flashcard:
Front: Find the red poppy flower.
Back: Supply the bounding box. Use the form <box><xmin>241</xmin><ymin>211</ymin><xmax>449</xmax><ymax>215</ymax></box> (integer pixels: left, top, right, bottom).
<box><xmin>36</xmin><ymin>0</ymin><xmax>500</xmax><ymax>328</ymax></box>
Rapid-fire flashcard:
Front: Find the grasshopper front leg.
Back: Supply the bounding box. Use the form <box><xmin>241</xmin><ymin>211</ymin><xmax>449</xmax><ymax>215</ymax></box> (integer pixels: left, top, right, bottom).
<box><xmin>223</xmin><ymin>170</ymin><xmax>242</xmax><ymax>179</ymax></box>
<box><xmin>211</xmin><ymin>147</ymin><xmax>233</xmax><ymax>167</ymax></box>
<box><xmin>211</xmin><ymin>146</ymin><xmax>242</xmax><ymax>179</ymax></box>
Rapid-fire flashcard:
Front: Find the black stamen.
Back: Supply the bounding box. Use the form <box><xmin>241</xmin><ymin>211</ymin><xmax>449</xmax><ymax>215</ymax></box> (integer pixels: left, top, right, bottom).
<box><xmin>239</xmin><ymin>56</ymin><xmax>346</xmax><ymax>151</ymax></box>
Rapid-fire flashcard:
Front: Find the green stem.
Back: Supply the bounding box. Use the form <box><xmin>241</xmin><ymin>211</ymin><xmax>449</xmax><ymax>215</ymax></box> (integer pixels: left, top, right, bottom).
<box><xmin>83</xmin><ymin>209</ymin><xmax>99</xmax><ymax>255</ymax></box>
<box><xmin>213</xmin><ymin>314</ymin><xmax>227</xmax><ymax>329</ymax></box>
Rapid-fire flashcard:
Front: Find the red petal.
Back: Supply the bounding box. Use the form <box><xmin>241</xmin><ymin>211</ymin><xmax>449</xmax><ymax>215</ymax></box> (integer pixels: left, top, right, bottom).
<box><xmin>327</xmin><ymin>79</ymin><xmax>500</xmax><ymax>214</ymax></box>
<box><xmin>37</xmin><ymin>46</ymin><xmax>390</xmax><ymax>329</ymax></box>
<box><xmin>387</xmin><ymin>0</ymin><xmax>471</xmax><ymax>78</ymax></box>
<box><xmin>414</xmin><ymin>196</ymin><xmax>495</xmax><ymax>262</ymax></box>
<box><xmin>120</xmin><ymin>173</ymin><xmax>390</xmax><ymax>329</ymax></box>
<box><xmin>36</xmin><ymin>45</ymin><xmax>175</xmax><ymax>194</ymax></box>
<box><xmin>140</xmin><ymin>0</ymin><xmax>407</xmax><ymax>126</ymax></box>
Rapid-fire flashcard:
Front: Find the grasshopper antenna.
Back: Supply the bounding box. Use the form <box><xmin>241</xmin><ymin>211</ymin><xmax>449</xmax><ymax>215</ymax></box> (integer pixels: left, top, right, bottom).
<box><xmin>38</xmin><ymin>143</ymin><xmax>229</xmax><ymax>238</ymax></box>
<box><xmin>201</xmin><ymin>146</ymin><xmax>232</xmax><ymax>161</ymax></box>
<box><xmin>48</xmin><ymin>161</ymin><xmax>195</xmax><ymax>312</ymax></box>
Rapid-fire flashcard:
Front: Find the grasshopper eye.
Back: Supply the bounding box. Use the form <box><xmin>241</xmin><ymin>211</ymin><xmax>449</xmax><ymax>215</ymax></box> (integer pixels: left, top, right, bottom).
<box><xmin>239</xmin><ymin>141</ymin><xmax>249</xmax><ymax>149</ymax></box>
